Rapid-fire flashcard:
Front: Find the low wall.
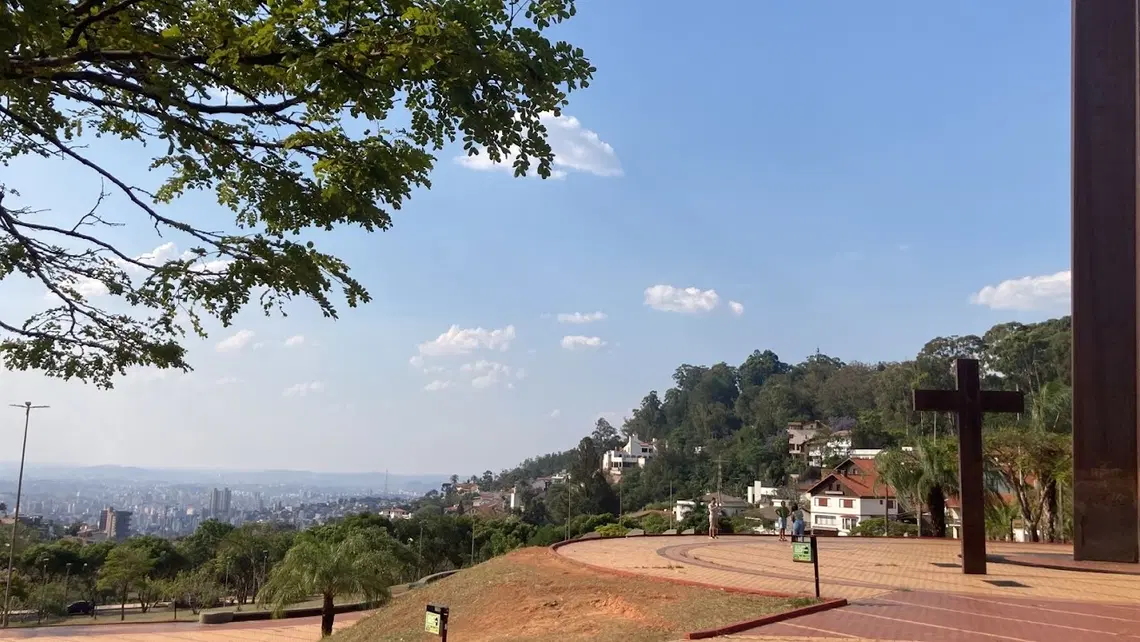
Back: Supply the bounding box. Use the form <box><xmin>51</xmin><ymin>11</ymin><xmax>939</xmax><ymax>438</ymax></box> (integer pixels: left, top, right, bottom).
<box><xmin>199</xmin><ymin>570</ymin><xmax>459</xmax><ymax>625</ymax></box>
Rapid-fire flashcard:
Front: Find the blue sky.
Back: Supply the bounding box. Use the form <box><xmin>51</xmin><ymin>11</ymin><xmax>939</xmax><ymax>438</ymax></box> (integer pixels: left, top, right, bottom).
<box><xmin>0</xmin><ymin>1</ymin><xmax>1072</xmax><ymax>475</ymax></box>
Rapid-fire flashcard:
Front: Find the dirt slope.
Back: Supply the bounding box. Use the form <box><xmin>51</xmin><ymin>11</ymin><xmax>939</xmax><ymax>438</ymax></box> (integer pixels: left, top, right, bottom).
<box><xmin>333</xmin><ymin>547</ymin><xmax>812</xmax><ymax>642</ymax></box>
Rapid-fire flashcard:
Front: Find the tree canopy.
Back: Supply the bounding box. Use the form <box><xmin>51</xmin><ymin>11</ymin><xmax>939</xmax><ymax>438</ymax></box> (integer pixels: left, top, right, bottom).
<box><xmin>0</xmin><ymin>0</ymin><xmax>592</xmax><ymax>386</ymax></box>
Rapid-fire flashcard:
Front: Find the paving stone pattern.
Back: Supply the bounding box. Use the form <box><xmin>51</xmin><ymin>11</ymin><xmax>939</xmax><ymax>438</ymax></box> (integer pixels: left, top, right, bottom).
<box><xmin>557</xmin><ymin>535</ymin><xmax>1140</xmax><ymax>641</ymax></box>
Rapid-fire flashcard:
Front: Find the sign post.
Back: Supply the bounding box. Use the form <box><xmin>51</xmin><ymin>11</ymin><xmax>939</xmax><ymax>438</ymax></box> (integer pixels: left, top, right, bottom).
<box><xmin>425</xmin><ymin>604</ymin><xmax>449</xmax><ymax>641</ymax></box>
<box><xmin>791</xmin><ymin>535</ymin><xmax>820</xmax><ymax>598</ymax></box>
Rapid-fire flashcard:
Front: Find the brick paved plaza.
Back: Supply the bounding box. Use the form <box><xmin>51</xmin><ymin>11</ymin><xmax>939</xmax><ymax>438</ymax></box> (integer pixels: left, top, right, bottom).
<box><xmin>556</xmin><ymin>535</ymin><xmax>1140</xmax><ymax>640</ymax></box>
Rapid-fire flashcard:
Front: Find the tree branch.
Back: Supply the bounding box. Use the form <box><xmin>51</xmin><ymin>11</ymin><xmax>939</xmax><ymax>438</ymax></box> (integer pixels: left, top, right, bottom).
<box><xmin>66</xmin><ymin>0</ymin><xmax>147</xmax><ymax>49</ymax></box>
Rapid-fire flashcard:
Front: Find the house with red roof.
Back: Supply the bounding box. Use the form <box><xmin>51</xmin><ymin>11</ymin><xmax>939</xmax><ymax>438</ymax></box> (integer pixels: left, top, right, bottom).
<box><xmin>804</xmin><ymin>458</ymin><xmax>899</xmax><ymax>536</ymax></box>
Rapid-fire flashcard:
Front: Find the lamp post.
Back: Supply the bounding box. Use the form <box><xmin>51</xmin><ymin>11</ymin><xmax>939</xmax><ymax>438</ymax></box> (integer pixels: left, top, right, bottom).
<box><xmin>3</xmin><ymin>401</ymin><xmax>48</xmax><ymax>628</ymax></box>
<box><xmin>64</xmin><ymin>562</ymin><xmax>72</xmax><ymax>601</ymax></box>
<box><xmin>37</xmin><ymin>556</ymin><xmax>48</xmax><ymax>625</ymax></box>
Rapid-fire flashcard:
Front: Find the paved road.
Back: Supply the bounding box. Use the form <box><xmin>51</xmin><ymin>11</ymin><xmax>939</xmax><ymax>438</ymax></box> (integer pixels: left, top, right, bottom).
<box><xmin>0</xmin><ymin>610</ymin><xmax>367</xmax><ymax>640</ymax></box>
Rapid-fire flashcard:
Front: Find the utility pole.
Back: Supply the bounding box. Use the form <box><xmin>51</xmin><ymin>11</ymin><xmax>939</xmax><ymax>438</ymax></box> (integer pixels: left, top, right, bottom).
<box><xmin>4</xmin><ymin>401</ymin><xmax>48</xmax><ymax>628</ymax></box>
<box><xmin>565</xmin><ymin>473</ymin><xmax>572</xmax><ymax>542</ymax></box>
<box><xmin>716</xmin><ymin>457</ymin><xmax>723</xmax><ymax>505</ymax></box>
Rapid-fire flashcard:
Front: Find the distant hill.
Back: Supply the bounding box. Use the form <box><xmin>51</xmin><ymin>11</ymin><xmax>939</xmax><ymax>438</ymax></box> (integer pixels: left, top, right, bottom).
<box><xmin>0</xmin><ymin>463</ymin><xmax>445</xmax><ymax>494</ymax></box>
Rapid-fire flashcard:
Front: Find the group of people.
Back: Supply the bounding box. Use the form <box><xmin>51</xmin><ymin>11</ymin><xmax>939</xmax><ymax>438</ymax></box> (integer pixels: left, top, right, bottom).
<box><xmin>775</xmin><ymin>501</ymin><xmax>805</xmax><ymax>541</ymax></box>
<box><xmin>706</xmin><ymin>499</ymin><xmax>805</xmax><ymax>540</ymax></box>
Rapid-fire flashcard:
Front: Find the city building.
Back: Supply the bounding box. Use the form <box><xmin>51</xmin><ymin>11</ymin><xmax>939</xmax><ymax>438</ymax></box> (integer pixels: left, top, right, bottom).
<box><xmin>101</xmin><ymin>507</ymin><xmax>133</xmax><ymax>541</ymax></box>
<box><xmin>601</xmin><ymin>434</ymin><xmax>656</xmax><ymax>478</ymax></box>
<box><xmin>805</xmin><ymin>458</ymin><xmax>897</xmax><ymax>536</ymax></box>
<box><xmin>209</xmin><ymin>487</ymin><xmax>232</xmax><ymax>518</ymax></box>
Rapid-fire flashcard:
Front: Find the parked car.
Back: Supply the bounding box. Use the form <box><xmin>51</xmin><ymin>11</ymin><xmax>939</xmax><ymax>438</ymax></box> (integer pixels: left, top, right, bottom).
<box><xmin>66</xmin><ymin>601</ymin><xmax>93</xmax><ymax>615</ymax></box>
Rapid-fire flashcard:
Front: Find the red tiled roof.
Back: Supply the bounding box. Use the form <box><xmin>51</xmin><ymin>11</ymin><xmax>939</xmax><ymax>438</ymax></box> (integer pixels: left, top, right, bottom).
<box><xmin>807</xmin><ymin>458</ymin><xmax>896</xmax><ymax>499</ymax></box>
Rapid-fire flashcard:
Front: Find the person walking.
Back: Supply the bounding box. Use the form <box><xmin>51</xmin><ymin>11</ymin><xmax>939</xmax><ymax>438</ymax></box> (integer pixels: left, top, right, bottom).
<box><xmin>791</xmin><ymin>503</ymin><xmax>806</xmax><ymax>539</ymax></box>
<box><xmin>707</xmin><ymin>500</ymin><xmax>720</xmax><ymax>539</ymax></box>
<box><xmin>775</xmin><ymin>501</ymin><xmax>790</xmax><ymax>541</ymax></box>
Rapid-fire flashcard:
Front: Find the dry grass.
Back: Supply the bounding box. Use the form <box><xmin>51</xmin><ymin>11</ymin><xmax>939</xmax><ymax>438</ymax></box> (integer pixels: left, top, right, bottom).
<box><xmin>333</xmin><ymin>547</ymin><xmax>815</xmax><ymax>642</ymax></box>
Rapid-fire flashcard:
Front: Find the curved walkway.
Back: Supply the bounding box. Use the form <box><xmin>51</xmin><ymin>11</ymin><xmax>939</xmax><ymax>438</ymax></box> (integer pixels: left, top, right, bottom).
<box><xmin>556</xmin><ymin>536</ymin><xmax>1140</xmax><ymax>641</ymax></box>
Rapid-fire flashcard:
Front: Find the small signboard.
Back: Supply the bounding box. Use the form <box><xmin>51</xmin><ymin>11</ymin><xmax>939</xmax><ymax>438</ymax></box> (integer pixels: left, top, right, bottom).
<box><xmin>425</xmin><ymin>604</ymin><xmax>449</xmax><ymax>638</ymax></box>
<box><xmin>792</xmin><ymin>542</ymin><xmax>813</xmax><ymax>563</ymax></box>
<box><xmin>791</xmin><ymin>536</ymin><xmax>821</xmax><ymax>598</ymax></box>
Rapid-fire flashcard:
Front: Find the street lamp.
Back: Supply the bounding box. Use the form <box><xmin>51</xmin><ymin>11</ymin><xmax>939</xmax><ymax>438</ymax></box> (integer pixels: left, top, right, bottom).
<box><xmin>3</xmin><ymin>401</ymin><xmax>48</xmax><ymax>628</ymax></box>
<box><xmin>37</xmin><ymin>556</ymin><xmax>48</xmax><ymax>625</ymax></box>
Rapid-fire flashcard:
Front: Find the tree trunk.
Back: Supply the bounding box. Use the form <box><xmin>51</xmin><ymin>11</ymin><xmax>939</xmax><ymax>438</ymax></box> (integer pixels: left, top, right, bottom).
<box><xmin>1041</xmin><ymin>479</ymin><xmax>1058</xmax><ymax>542</ymax></box>
<box><xmin>320</xmin><ymin>593</ymin><xmax>335</xmax><ymax>637</ymax></box>
<box><xmin>1012</xmin><ymin>482</ymin><xmax>1039</xmax><ymax>542</ymax></box>
<box><xmin>120</xmin><ymin>589</ymin><xmax>126</xmax><ymax>621</ymax></box>
<box><xmin>926</xmin><ymin>486</ymin><xmax>947</xmax><ymax>538</ymax></box>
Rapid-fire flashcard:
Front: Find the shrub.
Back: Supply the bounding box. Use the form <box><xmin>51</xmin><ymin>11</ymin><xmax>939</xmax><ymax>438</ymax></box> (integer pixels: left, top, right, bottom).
<box><xmin>594</xmin><ymin>524</ymin><xmax>629</xmax><ymax>538</ymax></box>
<box><xmin>850</xmin><ymin>518</ymin><xmax>917</xmax><ymax>537</ymax></box>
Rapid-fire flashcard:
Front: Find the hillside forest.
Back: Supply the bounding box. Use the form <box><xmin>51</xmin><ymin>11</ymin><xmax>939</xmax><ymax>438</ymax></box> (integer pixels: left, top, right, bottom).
<box><xmin>482</xmin><ymin>316</ymin><xmax>1072</xmax><ymax>543</ymax></box>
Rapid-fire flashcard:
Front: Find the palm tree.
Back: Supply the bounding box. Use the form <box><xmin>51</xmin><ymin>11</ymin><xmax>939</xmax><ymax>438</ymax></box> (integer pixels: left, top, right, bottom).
<box><xmin>984</xmin><ymin>496</ymin><xmax>1019</xmax><ymax>541</ymax></box>
<box><xmin>258</xmin><ymin>532</ymin><xmax>394</xmax><ymax>637</ymax></box>
<box><xmin>875</xmin><ymin>448</ymin><xmax>922</xmax><ymax>536</ymax></box>
<box><xmin>876</xmin><ymin>439</ymin><xmax>959</xmax><ymax>538</ymax></box>
<box><xmin>913</xmin><ymin>438</ymin><xmax>958</xmax><ymax>538</ymax></box>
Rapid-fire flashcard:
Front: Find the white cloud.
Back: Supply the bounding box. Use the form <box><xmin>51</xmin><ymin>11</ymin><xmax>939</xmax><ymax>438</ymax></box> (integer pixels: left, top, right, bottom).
<box><xmin>970</xmin><ymin>270</ymin><xmax>1071</xmax><ymax>311</ymax></box>
<box><xmin>424</xmin><ymin>380</ymin><xmax>453</xmax><ymax>392</ymax></box>
<box><xmin>560</xmin><ymin>335</ymin><xmax>606</xmax><ymax>350</ymax></box>
<box><xmin>409</xmin><ymin>355</ymin><xmax>425</xmax><ymax>369</ymax></box>
<box><xmin>417</xmin><ymin>325</ymin><xmax>515</xmax><ymax>358</ymax></box>
<box><xmin>136</xmin><ymin>242</ymin><xmax>179</xmax><ymax>266</ymax></box>
<box><xmin>728</xmin><ymin>301</ymin><xmax>745</xmax><ymax>316</ymax></box>
<box><xmin>44</xmin><ymin>276</ymin><xmax>109</xmax><ymax>301</ymax></box>
<box><xmin>215</xmin><ymin>376</ymin><xmax>240</xmax><ymax>385</ymax></box>
<box><xmin>456</xmin><ymin>113</ymin><xmax>622</xmax><ymax>179</ymax></box>
<box><xmin>283</xmin><ymin>381</ymin><xmax>325</xmax><ymax>397</ymax></box>
<box><xmin>644</xmin><ymin>284</ymin><xmax>720</xmax><ymax>314</ymax></box>
<box><xmin>460</xmin><ymin>360</ymin><xmax>519</xmax><ymax>389</ymax></box>
<box><xmin>550</xmin><ymin>409</ymin><xmax>561</xmax><ymax>419</ymax></box>
<box><xmin>557</xmin><ymin>311</ymin><xmax>607</xmax><ymax>324</ymax></box>
<box><xmin>216</xmin><ymin>329</ymin><xmax>255</xmax><ymax>353</ymax></box>
<box><xmin>283</xmin><ymin>335</ymin><xmax>305</xmax><ymax>348</ymax></box>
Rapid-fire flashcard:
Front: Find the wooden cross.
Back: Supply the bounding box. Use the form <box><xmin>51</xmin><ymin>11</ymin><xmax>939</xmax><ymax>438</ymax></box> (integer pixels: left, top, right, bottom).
<box><xmin>912</xmin><ymin>358</ymin><xmax>1024</xmax><ymax>575</ymax></box>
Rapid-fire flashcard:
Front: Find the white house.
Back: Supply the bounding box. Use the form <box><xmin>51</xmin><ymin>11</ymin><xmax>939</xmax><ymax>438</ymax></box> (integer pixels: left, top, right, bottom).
<box><xmin>786</xmin><ymin>421</ymin><xmax>825</xmax><ymax>457</ymax></box>
<box><xmin>674</xmin><ymin>499</ymin><xmax>697</xmax><ymax>523</ymax></box>
<box><xmin>382</xmin><ymin>507</ymin><xmax>412</xmax><ymax>520</ymax></box>
<box><xmin>805</xmin><ymin>458</ymin><xmax>898</xmax><ymax>536</ymax></box>
<box><xmin>806</xmin><ymin>430</ymin><xmax>853</xmax><ymax>467</ymax></box>
<box><xmin>673</xmin><ymin>494</ymin><xmax>750</xmax><ymax>523</ymax></box>
<box><xmin>602</xmin><ymin>434</ymin><xmax>656</xmax><ymax>477</ymax></box>
<box><xmin>746</xmin><ymin>482</ymin><xmax>781</xmax><ymax>506</ymax></box>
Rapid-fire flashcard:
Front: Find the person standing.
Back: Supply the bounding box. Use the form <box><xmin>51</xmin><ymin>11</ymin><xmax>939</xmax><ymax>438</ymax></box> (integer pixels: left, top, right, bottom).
<box><xmin>791</xmin><ymin>503</ymin><xmax>806</xmax><ymax>539</ymax></box>
<box><xmin>708</xmin><ymin>500</ymin><xmax>720</xmax><ymax>539</ymax></box>
<box><xmin>775</xmin><ymin>501</ymin><xmax>790</xmax><ymax>542</ymax></box>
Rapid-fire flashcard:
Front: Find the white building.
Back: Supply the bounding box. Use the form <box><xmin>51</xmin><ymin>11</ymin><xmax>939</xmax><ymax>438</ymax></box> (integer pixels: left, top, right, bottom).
<box><xmin>805</xmin><ymin>458</ymin><xmax>898</xmax><ymax>536</ymax></box>
<box><xmin>806</xmin><ymin>430</ymin><xmax>853</xmax><ymax>467</ymax></box>
<box><xmin>746</xmin><ymin>482</ymin><xmax>781</xmax><ymax>506</ymax></box>
<box><xmin>602</xmin><ymin>434</ymin><xmax>656</xmax><ymax>477</ymax></box>
<box><xmin>673</xmin><ymin>494</ymin><xmax>750</xmax><ymax>523</ymax></box>
<box><xmin>786</xmin><ymin>421</ymin><xmax>825</xmax><ymax>457</ymax></box>
<box><xmin>674</xmin><ymin>499</ymin><xmax>697</xmax><ymax>523</ymax></box>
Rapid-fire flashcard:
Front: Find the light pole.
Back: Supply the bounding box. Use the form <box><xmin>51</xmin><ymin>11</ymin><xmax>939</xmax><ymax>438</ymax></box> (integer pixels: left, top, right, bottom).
<box><xmin>3</xmin><ymin>401</ymin><xmax>48</xmax><ymax>628</ymax></box>
<box><xmin>64</xmin><ymin>562</ymin><xmax>72</xmax><ymax>601</ymax></box>
<box><xmin>37</xmin><ymin>556</ymin><xmax>48</xmax><ymax>625</ymax></box>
